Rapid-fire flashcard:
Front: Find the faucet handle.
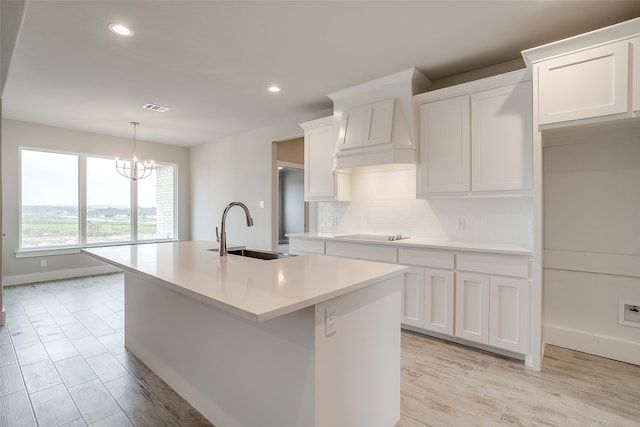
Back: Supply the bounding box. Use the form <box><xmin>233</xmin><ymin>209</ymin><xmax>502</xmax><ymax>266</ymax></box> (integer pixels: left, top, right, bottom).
<box><xmin>216</xmin><ymin>226</ymin><xmax>220</xmax><ymax>242</ymax></box>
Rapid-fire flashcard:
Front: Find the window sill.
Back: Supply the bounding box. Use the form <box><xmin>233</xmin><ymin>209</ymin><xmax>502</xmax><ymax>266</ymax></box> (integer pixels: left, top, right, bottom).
<box><xmin>16</xmin><ymin>248</ymin><xmax>82</xmax><ymax>258</ymax></box>
<box><xmin>16</xmin><ymin>239</ymin><xmax>179</xmax><ymax>258</ymax></box>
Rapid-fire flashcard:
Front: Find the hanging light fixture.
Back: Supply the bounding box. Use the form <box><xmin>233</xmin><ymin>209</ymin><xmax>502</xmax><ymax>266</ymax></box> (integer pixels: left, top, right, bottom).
<box><xmin>115</xmin><ymin>121</ymin><xmax>154</xmax><ymax>180</ymax></box>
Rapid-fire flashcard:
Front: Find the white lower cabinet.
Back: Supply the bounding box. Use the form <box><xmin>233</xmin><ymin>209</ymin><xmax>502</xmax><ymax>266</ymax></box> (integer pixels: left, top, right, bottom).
<box><xmin>489</xmin><ymin>276</ymin><xmax>529</xmax><ymax>354</ymax></box>
<box><xmin>289</xmin><ymin>236</ymin><xmax>531</xmax><ymax>357</ymax></box>
<box><xmin>423</xmin><ymin>268</ymin><xmax>455</xmax><ymax>335</ymax></box>
<box><xmin>401</xmin><ymin>266</ymin><xmax>425</xmax><ymax>327</ymax></box>
<box><xmin>454</xmin><ymin>272</ymin><xmax>490</xmax><ymax>344</ymax></box>
<box><xmin>455</xmin><ymin>270</ymin><xmax>530</xmax><ymax>354</ymax></box>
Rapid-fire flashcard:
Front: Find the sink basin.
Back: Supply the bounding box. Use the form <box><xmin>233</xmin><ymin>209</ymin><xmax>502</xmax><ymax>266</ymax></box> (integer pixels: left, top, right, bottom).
<box><xmin>228</xmin><ymin>248</ymin><xmax>295</xmax><ymax>260</ymax></box>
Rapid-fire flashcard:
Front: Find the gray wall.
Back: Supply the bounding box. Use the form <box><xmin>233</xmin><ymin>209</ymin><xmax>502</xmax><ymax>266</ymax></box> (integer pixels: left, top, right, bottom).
<box><xmin>1</xmin><ymin>119</ymin><xmax>190</xmax><ymax>284</ymax></box>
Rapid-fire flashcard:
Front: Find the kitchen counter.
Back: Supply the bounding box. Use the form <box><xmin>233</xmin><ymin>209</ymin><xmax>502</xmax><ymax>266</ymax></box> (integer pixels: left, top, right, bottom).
<box><xmin>82</xmin><ymin>240</ymin><xmax>406</xmax><ymax>427</ymax></box>
<box><xmin>82</xmin><ymin>240</ymin><xmax>405</xmax><ymax>322</ymax></box>
<box><xmin>287</xmin><ymin>232</ymin><xmax>533</xmax><ymax>255</ymax></box>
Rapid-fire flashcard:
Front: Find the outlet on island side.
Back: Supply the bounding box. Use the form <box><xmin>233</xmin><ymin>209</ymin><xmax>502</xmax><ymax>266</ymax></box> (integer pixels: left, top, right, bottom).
<box><xmin>325</xmin><ymin>306</ymin><xmax>337</xmax><ymax>336</ymax></box>
<box><xmin>40</xmin><ymin>259</ymin><xmax>47</xmax><ymax>267</ymax></box>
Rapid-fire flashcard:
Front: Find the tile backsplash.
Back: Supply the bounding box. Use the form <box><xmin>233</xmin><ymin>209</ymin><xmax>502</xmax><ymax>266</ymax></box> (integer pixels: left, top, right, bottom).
<box><xmin>315</xmin><ymin>165</ymin><xmax>532</xmax><ymax>246</ymax></box>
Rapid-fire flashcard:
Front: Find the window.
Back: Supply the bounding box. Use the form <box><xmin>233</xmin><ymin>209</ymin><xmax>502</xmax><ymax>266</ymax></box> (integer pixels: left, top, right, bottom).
<box><xmin>138</xmin><ymin>164</ymin><xmax>175</xmax><ymax>240</ymax></box>
<box><xmin>21</xmin><ymin>150</ymin><xmax>79</xmax><ymax>248</ymax></box>
<box><xmin>87</xmin><ymin>156</ymin><xmax>131</xmax><ymax>244</ymax></box>
<box><xmin>20</xmin><ymin>148</ymin><xmax>177</xmax><ymax>250</ymax></box>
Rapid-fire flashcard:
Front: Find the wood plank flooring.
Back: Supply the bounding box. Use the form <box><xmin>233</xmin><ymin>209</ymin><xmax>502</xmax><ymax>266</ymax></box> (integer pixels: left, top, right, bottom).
<box><xmin>1</xmin><ymin>274</ymin><xmax>639</xmax><ymax>426</ymax></box>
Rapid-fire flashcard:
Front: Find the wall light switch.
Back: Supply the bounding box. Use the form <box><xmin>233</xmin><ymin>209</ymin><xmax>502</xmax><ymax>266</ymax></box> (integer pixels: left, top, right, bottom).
<box><xmin>259</xmin><ymin>200</ymin><xmax>265</xmax><ymax>208</ymax></box>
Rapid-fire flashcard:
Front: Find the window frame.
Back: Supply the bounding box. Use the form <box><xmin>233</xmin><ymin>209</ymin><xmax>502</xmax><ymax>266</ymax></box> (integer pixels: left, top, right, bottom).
<box><xmin>18</xmin><ymin>147</ymin><xmax>178</xmax><ymax>253</ymax></box>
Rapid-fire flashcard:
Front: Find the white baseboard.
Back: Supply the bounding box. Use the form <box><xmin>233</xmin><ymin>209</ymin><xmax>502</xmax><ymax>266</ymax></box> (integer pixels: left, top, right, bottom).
<box><xmin>544</xmin><ymin>325</ymin><xmax>640</xmax><ymax>366</ymax></box>
<box><xmin>2</xmin><ymin>265</ymin><xmax>122</xmax><ymax>286</ymax></box>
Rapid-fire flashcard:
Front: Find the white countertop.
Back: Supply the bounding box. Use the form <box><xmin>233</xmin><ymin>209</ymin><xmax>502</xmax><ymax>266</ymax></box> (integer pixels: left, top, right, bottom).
<box><xmin>288</xmin><ymin>233</ymin><xmax>533</xmax><ymax>255</ymax></box>
<box><xmin>82</xmin><ymin>241</ymin><xmax>407</xmax><ymax>323</ymax></box>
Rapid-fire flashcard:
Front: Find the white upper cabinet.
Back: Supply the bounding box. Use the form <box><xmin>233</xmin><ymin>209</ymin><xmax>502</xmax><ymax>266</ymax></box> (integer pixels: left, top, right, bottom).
<box><xmin>537</xmin><ymin>42</ymin><xmax>629</xmax><ymax>125</ymax></box>
<box><xmin>471</xmin><ymin>81</ymin><xmax>533</xmax><ymax>191</ymax></box>
<box><xmin>341</xmin><ymin>99</ymin><xmax>395</xmax><ymax>150</ymax></box>
<box><xmin>522</xmin><ymin>17</ymin><xmax>640</xmax><ymax>127</ymax></box>
<box><xmin>299</xmin><ymin>117</ymin><xmax>350</xmax><ymax>202</ymax></box>
<box><xmin>417</xmin><ymin>95</ymin><xmax>470</xmax><ymax>194</ymax></box>
<box><xmin>415</xmin><ymin>70</ymin><xmax>532</xmax><ymax>197</ymax></box>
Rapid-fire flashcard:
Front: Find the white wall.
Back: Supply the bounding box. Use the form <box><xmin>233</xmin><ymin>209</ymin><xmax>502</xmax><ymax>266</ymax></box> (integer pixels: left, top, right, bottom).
<box><xmin>542</xmin><ymin>130</ymin><xmax>640</xmax><ymax>365</ymax></box>
<box><xmin>1</xmin><ymin>119</ymin><xmax>190</xmax><ymax>284</ymax></box>
<box><xmin>316</xmin><ymin>165</ymin><xmax>533</xmax><ymax>246</ymax></box>
<box><xmin>190</xmin><ymin>115</ymin><xmax>327</xmax><ymax>251</ymax></box>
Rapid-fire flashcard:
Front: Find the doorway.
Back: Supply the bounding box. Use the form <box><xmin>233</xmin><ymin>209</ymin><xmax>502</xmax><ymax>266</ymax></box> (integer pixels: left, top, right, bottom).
<box><xmin>273</xmin><ymin>137</ymin><xmax>307</xmax><ymax>252</ymax></box>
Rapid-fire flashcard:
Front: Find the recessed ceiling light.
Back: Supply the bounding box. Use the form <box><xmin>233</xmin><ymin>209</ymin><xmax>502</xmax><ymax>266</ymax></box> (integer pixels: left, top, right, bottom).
<box><xmin>108</xmin><ymin>23</ymin><xmax>134</xmax><ymax>37</ymax></box>
<box><xmin>268</xmin><ymin>86</ymin><xmax>281</xmax><ymax>93</ymax></box>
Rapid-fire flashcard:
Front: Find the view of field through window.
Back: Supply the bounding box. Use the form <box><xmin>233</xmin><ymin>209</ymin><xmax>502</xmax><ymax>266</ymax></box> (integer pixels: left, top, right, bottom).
<box><xmin>21</xmin><ymin>149</ymin><xmax>175</xmax><ymax>248</ymax></box>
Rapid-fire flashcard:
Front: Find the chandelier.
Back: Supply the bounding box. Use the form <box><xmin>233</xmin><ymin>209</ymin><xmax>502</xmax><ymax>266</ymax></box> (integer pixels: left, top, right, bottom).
<box><xmin>115</xmin><ymin>121</ymin><xmax>154</xmax><ymax>180</ymax></box>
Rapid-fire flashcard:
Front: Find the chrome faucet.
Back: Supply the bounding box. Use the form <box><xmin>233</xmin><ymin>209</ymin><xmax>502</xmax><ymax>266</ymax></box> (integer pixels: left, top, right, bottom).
<box><xmin>218</xmin><ymin>202</ymin><xmax>254</xmax><ymax>256</ymax></box>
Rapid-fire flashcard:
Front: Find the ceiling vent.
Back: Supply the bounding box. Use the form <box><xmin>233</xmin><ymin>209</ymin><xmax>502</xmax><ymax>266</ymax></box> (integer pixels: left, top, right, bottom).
<box><xmin>142</xmin><ymin>103</ymin><xmax>170</xmax><ymax>113</ymax></box>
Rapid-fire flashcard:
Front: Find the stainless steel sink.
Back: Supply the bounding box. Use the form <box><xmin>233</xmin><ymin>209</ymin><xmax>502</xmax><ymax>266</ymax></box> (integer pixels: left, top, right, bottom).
<box><xmin>228</xmin><ymin>248</ymin><xmax>295</xmax><ymax>260</ymax></box>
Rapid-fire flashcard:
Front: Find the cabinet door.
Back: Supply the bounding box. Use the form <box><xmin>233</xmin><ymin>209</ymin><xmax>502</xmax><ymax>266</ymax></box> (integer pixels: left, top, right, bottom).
<box><xmin>454</xmin><ymin>272</ymin><xmax>489</xmax><ymax>344</ymax></box>
<box><xmin>489</xmin><ymin>277</ymin><xmax>529</xmax><ymax>354</ymax></box>
<box><xmin>423</xmin><ymin>268</ymin><xmax>454</xmax><ymax>335</ymax></box>
<box><xmin>417</xmin><ymin>96</ymin><xmax>471</xmax><ymax>194</ymax></box>
<box><xmin>401</xmin><ymin>266</ymin><xmax>424</xmax><ymax>327</ymax></box>
<box><xmin>341</xmin><ymin>107</ymin><xmax>366</xmax><ymax>150</ymax></box>
<box><xmin>538</xmin><ymin>41</ymin><xmax>629</xmax><ymax>125</ymax></box>
<box><xmin>363</xmin><ymin>98</ymin><xmax>395</xmax><ymax>147</ymax></box>
<box><xmin>471</xmin><ymin>82</ymin><xmax>532</xmax><ymax>191</ymax></box>
<box><xmin>633</xmin><ymin>37</ymin><xmax>640</xmax><ymax>115</ymax></box>
<box><xmin>304</xmin><ymin>123</ymin><xmax>336</xmax><ymax>199</ymax></box>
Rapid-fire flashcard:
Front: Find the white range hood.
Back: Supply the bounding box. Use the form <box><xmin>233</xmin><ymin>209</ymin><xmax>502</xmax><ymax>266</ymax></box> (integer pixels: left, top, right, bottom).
<box><xmin>328</xmin><ymin>68</ymin><xmax>431</xmax><ymax>170</ymax></box>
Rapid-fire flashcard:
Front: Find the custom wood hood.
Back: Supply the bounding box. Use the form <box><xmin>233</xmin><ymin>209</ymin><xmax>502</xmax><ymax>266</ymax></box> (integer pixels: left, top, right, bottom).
<box><xmin>329</xmin><ymin>68</ymin><xmax>431</xmax><ymax>170</ymax></box>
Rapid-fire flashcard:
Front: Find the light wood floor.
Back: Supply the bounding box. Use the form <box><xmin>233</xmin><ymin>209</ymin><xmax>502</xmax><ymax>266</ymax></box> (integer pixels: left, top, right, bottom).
<box><xmin>1</xmin><ymin>274</ymin><xmax>639</xmax><ymax>426</ymax></box>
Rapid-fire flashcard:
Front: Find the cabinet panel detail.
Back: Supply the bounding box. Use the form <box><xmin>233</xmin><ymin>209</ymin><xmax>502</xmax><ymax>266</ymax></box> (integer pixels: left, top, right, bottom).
<box><xmin>423</xmin><ymin>268</ymin><xmax>455</xmax><ymax>335</ymax></box>
<box><xmin>289</xmin><ymin>239</ymin><xmax>325</xmax><ymax>255</ymax></box>
<box><xmin>471</xmin><ymin>82</ymin><xmax>533</xmax><ymax>191</ymax></box>
<box><xmin>417</xmin><ymin>95</ymin><xmax>470</xmax><ymax>194</ymax></box>
<box><xmin>325</xmin><ymin>241</ymin><xmax>398</xmax><ymax>263</ymax></box>
<box><xmin>364</xmin><ymin>99</ymin><xmax>395</xmax><ymax>146</ymax></box>
<box><xmin>455</xmin><ymin>272</ymin><xmax>489</xmax><ymax>344</ymax></box>
<box><xmin>398</xmin><ymin>248</ymin><xmax>454</xmax><ymax>269</ymax></box>
<box><xmin>402</xmin><ymin>266</ymin><xmax>425</xmax><ymax>327</ymax></box>
<box><xmin>457</xmin><ymin>253</ymin><xmax>530</xmax><ymax>278</ymax></box>
<box><xmin>538</xmin><ymin>42</ymin><xmax>629</xmax><ymax>124</ymax></box>
<box><xmin>489</xmin><ymin>277</ymin><xmax>529</xmax><ymax>353</ymax></box>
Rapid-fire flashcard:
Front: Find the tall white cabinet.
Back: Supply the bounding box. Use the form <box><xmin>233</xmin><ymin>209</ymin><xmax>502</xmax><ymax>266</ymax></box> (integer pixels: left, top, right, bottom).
<box><xmin>299</xmin><ymin>117</ymin><xmax>350</xmax><ymax>202</ymax></box>
<box><xmin>415</xmin><ymin>70</ymin><xmax>533</xmax><ymax>197</ymax></box>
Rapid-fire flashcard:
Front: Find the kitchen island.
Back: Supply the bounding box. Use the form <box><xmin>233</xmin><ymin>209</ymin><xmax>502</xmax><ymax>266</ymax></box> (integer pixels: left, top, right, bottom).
<box><xmin>83</xmin><ymin>240</ymin><xmax>407</xmax><ymax>427</ymax></box>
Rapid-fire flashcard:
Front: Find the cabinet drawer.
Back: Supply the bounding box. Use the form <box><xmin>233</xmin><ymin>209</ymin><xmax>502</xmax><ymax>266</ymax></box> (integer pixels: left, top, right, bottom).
<box><xmin>325</xmin><ymin>241</ymin><xmax>397</xmax><ymax>263</ymax></box>
<box><xmin>456</xmin><ymin>253</ymin><xmax>530</xmax><ymax>278</ymax></box>
<box><xmin>398</xmin><ymin>248</ymin><xmax>454</xmax><ymax>269</ymax></box>
<box><xmin>289</xmin><ymin>239</ymin><xmax>325</xmax><ymax>255</ymax></box>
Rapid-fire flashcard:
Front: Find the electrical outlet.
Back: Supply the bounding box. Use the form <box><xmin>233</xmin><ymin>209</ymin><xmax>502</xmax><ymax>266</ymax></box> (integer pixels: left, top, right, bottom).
<box><xmin>332</xmin><ymin>216</ymin><xmax>338</xmax><ymax>226</ymax></box>
<box><xmin>325</xmin><ymin>306</ymin><xmax>337</xmax><ymax>336</ymax></box>
<box><xmin>456</xmin><ymin>216</ymin><xmax>466</xmax><ymax>231</ymax></box>
<box><xmin>40</xmin><ymin>259</ymin><xmax>47</xmax><ymax>267</ymax></box>
<box><xmin>259</xmin><ymin>200</ymin><xmax>265</xmax><ymax>208</ymax></box>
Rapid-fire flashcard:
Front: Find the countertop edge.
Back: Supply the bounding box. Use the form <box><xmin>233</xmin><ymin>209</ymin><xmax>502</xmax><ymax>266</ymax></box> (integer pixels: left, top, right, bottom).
<box><xmin>287</xmin><ymin>233</ymin><xmax>533</xmax><ymax>256</ymax></box>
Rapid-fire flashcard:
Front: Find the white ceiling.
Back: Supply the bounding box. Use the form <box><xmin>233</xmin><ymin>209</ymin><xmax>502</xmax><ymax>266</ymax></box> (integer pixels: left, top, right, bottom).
<box><xmin>2</xmin><ymin>1</ymin><xmax>640</xmax><ymax>147</ymax></box>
